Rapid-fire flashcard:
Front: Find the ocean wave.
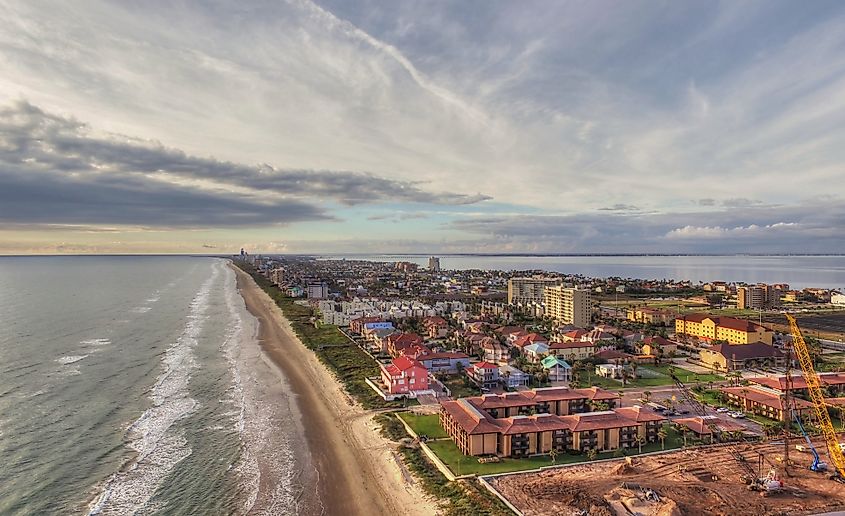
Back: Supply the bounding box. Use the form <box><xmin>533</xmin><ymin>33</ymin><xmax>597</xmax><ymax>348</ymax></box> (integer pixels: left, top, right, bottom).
<box><xmin>129</xmin><ymin>306</ymin><xmax>152</xmax><ymax>314</ymax></box>
<box><xmin>56</xmin><ymin>355</ymin><xmax>88</xmax><ymax>365</ymax></box>
<box><xmin>220</xmin><ymin>265</ymin><xmax>300</xmax><ymax>515</ymax></box>
<box><xmin>87</xmin><ymin>263</ymin><xmax>219</xmax><ymax>515</ymax></box>
<box><xmin>80</xmin><ymin>338</ymin><xmax>111</xmax><ymax>347</ymax></box>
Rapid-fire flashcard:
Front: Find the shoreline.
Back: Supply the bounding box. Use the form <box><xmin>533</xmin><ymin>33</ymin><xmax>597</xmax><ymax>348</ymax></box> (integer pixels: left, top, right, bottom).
<box><xmin>231</xmin><ymin>264</ymin><xmax>435</xmax><ymax>516</ymax></box>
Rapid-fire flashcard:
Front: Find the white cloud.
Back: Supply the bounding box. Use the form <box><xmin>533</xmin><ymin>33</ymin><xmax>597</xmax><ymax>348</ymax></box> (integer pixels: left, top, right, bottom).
<box><xmin>665</xmin><ymin>222</ymin><xmax>799</xmax><ymax>240</ymax></box>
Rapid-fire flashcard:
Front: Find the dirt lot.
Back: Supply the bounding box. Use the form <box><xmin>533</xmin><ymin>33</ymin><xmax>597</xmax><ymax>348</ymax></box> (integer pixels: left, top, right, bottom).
<box><xmin>488</xmin><ymin>441</ymin><xmax>845</xmax><ymax>516</ymax></box>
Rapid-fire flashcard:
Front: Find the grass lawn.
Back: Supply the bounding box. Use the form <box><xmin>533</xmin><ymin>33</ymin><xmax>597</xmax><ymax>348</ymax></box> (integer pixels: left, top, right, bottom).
<box><xmin>575</xmin><ymin>365</ymin><xmax>723</xmax><ymax>390</ymax></box>
<box><xmin>399</xmin><ymin>413</ymin><xmax>448</xmax><ymax>439</ymax></box>
<box><xmin>441</xmin><ymin>375</ymin><xmax>480</xmax><ymax>398</ymax></box>
<box><xmin>426</xmin><ymin>425</ymin><xmax>685</xmax><ymax>476</ymax></box>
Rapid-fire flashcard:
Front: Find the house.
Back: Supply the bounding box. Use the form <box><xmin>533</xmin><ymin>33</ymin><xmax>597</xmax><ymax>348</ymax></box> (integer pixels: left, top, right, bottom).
<box><xmin>479</xmin><ymin>337</ymin><xmax>510</xmax><ymax>364</ymax></box>
<box><xmin>386</xmin><ymin>333</ymin><xmax>424</xmax><ymax>357</ymax></box>
<box><xmin>542</xmin><ymin>356</ymin><xmax>572</xmax><ymax>382</ymax></box>
<box><xmin>368</xmin><ymin>328</ymin><xmax>399</xmax><ymax>353</ymax></box>
<box><xmin>380</xmin><ymin>356</ymin><xmax>430</xmax><ymax>395</ymax></box>
<box><xmin>499</xmin><ymin>365</ymin><xmax>531</xmax><ymax>388</ymax></box>
<box><xmin>522</xmin><ymin>342</ymin><xmax>550</xmax><ymax>363</ymax></box>
<box><xmin>581</xmin><ymin>328</ymin><xmax>617</xmax><ymax>345</ymax></box>
<box><xmin>513</xmin><ymin>332</ymin><xmax>548</xmax><ymax>349</ymax></box>
<box><xmin>423</xmin><ymin>316</ymin><xmax>449</xmax><ymax>339</ymax></box>
<box><xmin>627</xmin><ymin>307</ymin><xmax>678</xmax><ymax>325</ymax></box>
<box><xmin>466</xmin><ymin>362</ymin><xmax>500</xmax><ymax>389</ymax></box>
<box><xmin>439</xmin><ymin>387</ymin><xmax>651</xmax><ymax>458</ymax></box>
<box><xmin>549</xmin><ymin>341</ymin><xmax>595</xmax><ymax>361</ymax></box>
<box><xmin>699</xmin><ymin>342</ymin><xmax>785</xmax><ymax>371</ymax></box>
<box><xmin>639</xmin><ymin>336</ymin><xmax>677</xmax><ymax>357</ymax></box>
<box><xmin>559</xmin><ymin>329</ymin><xmax>588</xmax><ymax>342</ymax></box>
<box><xmin>596</xmin><ymin>363</ymin><xmax>625</xmax><ymax>379</ymax></box>
<box><xmin>417</xmin><ymin>352</ymin><xmax>471</xmax><ymax>373</ymax></box>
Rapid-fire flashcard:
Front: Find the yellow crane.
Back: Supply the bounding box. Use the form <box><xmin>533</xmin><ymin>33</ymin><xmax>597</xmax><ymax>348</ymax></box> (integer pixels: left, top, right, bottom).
<box><xmin>785</xmin><ymin>313</ymin><xmax>845</xmax><ymax>478</ymax></box>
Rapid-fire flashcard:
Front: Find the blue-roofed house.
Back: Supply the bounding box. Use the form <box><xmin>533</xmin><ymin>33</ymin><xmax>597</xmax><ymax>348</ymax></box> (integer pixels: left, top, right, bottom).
<box><xmin>523</xmin><ymin>342</ymin><xmax>550</xmax><ymax>363</ymax></box>
<box><xmin>542</xmin><ymin>355</ymin><xmax>572</xmax><ymax>383</ymax></box>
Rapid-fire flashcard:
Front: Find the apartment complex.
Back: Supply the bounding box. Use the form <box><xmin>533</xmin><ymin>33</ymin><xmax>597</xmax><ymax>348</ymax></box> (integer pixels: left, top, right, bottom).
<box><xmin>507</xmin><ymin>276</ymin><xmax>562</xmax><ymax>305</ymax></box>
<box><xmin>439</xmin><ymin>388</ymin><xmax>666</xmax><ymax>458</ymax></box>
<box><xmin>428</xmin><ymin>256</ymin><xmax>441</xmax><ymax>272</ymax></box>
<box><xmin>544</xmin><ymin>286</ymin><xmax>591</xmax><ymax>327</ymax></box>
<box><xmin>737</xmin><ymin>283</ymin><xmax>782</xmax><ymax>309</ymax></box>
<box><xmin>626</xmin><ymin>307</ymin><xmax>677</xmax><ymax>325</ymax></box>
<box><xmin>675</xmin><ymin>314</ymin><xmax>773</xmax><ymax>345</ymax></box>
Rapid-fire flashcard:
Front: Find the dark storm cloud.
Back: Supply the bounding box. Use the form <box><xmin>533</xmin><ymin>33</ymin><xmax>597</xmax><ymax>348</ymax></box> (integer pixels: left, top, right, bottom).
<box><xmin>0</xmin><ymin>161</ymin><xmax>331</xmax><ymax>227</ymax></box>
<box><xmin>0</xmin><ymin>101</ymin><xmax>491</xmax><ymax>207</ymax></box>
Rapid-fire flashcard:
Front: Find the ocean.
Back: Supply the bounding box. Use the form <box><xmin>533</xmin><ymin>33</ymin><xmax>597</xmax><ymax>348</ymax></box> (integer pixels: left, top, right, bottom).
<box><xmin>324</xmin><ymin>254</ymin><xmax>845</xmax><ymax>290</ymax></box>
<box><xmin>0</xmin><ymin>257</ymin><xmax>308</xmax><ymax>515</ymax></box>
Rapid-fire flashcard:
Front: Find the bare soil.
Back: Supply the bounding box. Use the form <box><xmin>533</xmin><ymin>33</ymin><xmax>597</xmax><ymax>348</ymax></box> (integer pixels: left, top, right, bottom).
<box><xmin>489</xmin><ymin>441</ymin><xmax>845</xmax><ymax>516</ymax></box>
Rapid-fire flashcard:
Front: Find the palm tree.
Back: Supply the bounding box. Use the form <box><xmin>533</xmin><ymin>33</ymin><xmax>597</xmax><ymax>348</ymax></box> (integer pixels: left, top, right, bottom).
<box><xmin>657</xmin><ymin>428</ymin><xmax>668</xmax><ymax>450</ymax></box>
<box><xmin>617</xmin><ymin>390</ymin><xmax>625</xmax><ymax>407</ymax></box>
<box><xmin>680</xmin><ymin>425</ymin><xmax>689</xmax><ymax>447</ymax></box>
<box><xmin>587</xmin><ymin>448</ymin><xmax>598</xmax><ymax>462</ymax></box>
<box><xmin>631</xmin><ymin>361</ymin><xmax>639</xmax><ymax>380</ymax></box>
<box><xmin>642</xmin><ymin>390</ymin><xmax>652</xmax><ymax>403</ymax></box>
<box><xmin>634</xmin><ymin>435</ymin><xmax>646</xmax><ymax>454</ymax></box>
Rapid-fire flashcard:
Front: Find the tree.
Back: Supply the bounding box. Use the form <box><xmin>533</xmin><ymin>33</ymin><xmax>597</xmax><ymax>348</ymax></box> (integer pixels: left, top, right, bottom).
<box><xmin>549</xmin><ymin>447</ymin><xmax>558</xmax><ymax>464</ymax></box>
<box><xmin>630</xmin><ymin>361</ymin><xmax>639</xmax><ymax>380</ymax></box>
<box><xmin>587</xmin><ymin>448</ymin><xmax>598</xmax><ymax>462</ymax></box>
<box><xmin>634</xmin><ymin>435</ymin><xmax>646</xmax><ymax>454</ymax></box>
<box><xmin>657</xmin><ymin>428</ymin><xmax>668</xmax><ymax>451</ymax></box>
<box><xmin>642</xmin><ymin>390</ymin><xmax>652</xmax><ymax>403</ymax></box>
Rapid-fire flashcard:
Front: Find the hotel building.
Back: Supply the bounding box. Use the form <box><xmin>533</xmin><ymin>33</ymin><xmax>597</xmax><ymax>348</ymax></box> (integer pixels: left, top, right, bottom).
<box><xmin>507</xmin><ymin>277</ymin><xmax>562</xmax><ymax>305</ymax></box>
<box><xmin>675</xmin><ymin>314</ymin><xmax>773</xmax><ymax>345</ymax></box>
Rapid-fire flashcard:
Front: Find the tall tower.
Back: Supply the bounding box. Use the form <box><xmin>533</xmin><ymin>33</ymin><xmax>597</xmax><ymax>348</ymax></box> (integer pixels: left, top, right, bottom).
<box><xmin>428</xmin><ymin>256</ymin><xmax>441</xmax><ymax>272</ymax></box>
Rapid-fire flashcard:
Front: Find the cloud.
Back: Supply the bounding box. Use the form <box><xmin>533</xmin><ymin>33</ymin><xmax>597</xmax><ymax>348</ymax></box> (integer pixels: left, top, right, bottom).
<box><xmin>0</xmin><ymin>101</ymin><xmax>490</xmax><ymax>208</ymax></box>
<box><xmin>664</xmin><ymin>222</ymin><xmax>799</xmax><ymax>239</ymax></box>
<box><xmin>599</xmin><ymin>204</ymin><xmax>640</xmax><ymax>212</ymax></box>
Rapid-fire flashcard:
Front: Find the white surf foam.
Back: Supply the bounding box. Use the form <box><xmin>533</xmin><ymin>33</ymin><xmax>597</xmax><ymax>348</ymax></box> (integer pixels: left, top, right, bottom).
<box><xmin>56</xmin><ymin>355</ymin><xmax>88</xmax><ymax>365</ymax></box>
<box><xmin>88</xmin><ymin>262</ymin><xmax>219</xmax><ymax>516</ymax></box>
<box><xmin>129</xmin><ymin>306</ymin><xmax>152</xmax><ymax>314</ymax></box>
<box><xmin>220</xmin><ymin>265</ymin><xmax>300</xmax><ymax>515</ymax></box>
<box><xmin>80</xmin><ymin>338</ymin><xmax>111</xmax><ymax>347</ymax></box>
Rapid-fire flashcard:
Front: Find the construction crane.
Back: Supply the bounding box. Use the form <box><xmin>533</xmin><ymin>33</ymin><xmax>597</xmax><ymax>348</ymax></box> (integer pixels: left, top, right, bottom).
<box><xmin>792</xmin><ymin>408</ymin><xmax>827</xmax><ymax>472</ymax></box>
<box><xmin>785</xmin><ymin>313</ymin><xmax>845</xmax><ymax>478</ymax></box>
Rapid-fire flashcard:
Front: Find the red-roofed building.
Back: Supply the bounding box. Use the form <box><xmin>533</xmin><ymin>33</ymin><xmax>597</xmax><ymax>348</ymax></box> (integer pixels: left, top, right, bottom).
<box><xmin>380</xmin><ymin>356</ymin><xmax>430</xmax><ymax>395</ymax></box>
<box><xmin>549</xmin><ymin>341</ymin><xmax>595</xmax><ymax>361</ymax></box>
<box><xmin>386</xmin><ymin>333</ymin><xmax>424</xmax><ymax>358</ymax></box>
<box><xmin>423</xmin><ymin>316</ymin><xmax>449</xmax><ymax>339</ymax></box>
<box><xmin>676</xmin><ymin>314</ymin><xmax>773</xmax><ymax>345</ymax></box>
<box><xmin>513</xmin><ymin>332</ymin><xmax>549</xmax><ymax>349</ymax></box>
<box><xmin>466</xmin><ymin>362</ymin><xmax>501</xmax><ymax>389</ymax></box>
<box><xmin>720</xmin><ymin>385</ymin><xmax>815</xmax><ymax>420</ymax></box>
<box><xmin>439</xmin><ymin>389</ymin><xmax>660</xmax><ymax>457</ymax></box>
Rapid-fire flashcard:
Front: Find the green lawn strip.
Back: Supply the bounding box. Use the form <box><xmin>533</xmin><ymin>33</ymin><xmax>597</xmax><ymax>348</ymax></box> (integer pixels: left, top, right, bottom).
<box><xmin>236</xmin><ymin>262</ymin><xmax>403</xmax><ymax>410</ymax></box>
<box><xmin>441</xmin><ymin>375</ymin><xmax>481</xmax><ymax>398</ymax></box>
<box><xmin>425</xmin><ymin>428</ymin><xmax>685</xmax><ymax>477</ymax></box>
<box><xmin>373</xmin><ymin>414</ymin><xmax>511</xmax><ymax>516</ymax></box>
<box><xmin>398</xmin><ymin>413</ymin><xmax>448</xmax><ymax>439</ymax></box>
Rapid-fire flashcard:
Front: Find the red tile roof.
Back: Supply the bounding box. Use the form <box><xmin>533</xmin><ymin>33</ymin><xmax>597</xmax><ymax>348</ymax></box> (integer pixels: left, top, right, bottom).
<box><xmin>674</xmin><ymin>416</ymin><xmax>747</xmax><ymax>435</ymax></box>
<box><xmin>472</xmin><ymin>361</ymin><xmax>500</xmax><ymax>370</ymax></box>
<box><xmin>614</xmin><ymin>405</ymin><xmax>667</xmax><ymax>423</ymax></box>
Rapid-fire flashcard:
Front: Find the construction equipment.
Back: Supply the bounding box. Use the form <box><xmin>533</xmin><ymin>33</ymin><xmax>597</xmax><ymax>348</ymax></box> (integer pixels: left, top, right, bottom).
<box><xmin>792</xmin><ymin>409</ymin><xmax>827</xmax><ymax>472</ymax></box>
<box><xmin>785</xmin><ymin>314</ymin><xmax>845</xmax><ymax>479</ymax></box>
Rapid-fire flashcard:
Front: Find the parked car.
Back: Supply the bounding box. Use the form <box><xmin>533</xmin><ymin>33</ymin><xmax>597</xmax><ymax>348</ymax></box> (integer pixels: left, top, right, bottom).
<box><xmin>796</xmin><ymin>444</ymin><xmax>809</xmax><ymax>452</ymax></box>
<box><xmin>716</xmin><ymin>407</ymin><xmax>730</xmax><ymax>413</ymax></box>
<box><xmin>729</xmin><ymin>412</ymin><xmax>746</xmax><ymax>419</ymax></box>
<box><xmin>679</xmin><ymin>409</ymin><xmax>690</xmax><ymax>415</ymax></box>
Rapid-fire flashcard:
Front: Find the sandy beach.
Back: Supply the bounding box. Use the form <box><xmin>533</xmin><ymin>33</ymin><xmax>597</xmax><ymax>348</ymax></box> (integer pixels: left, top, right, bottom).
<box><xmin>232</xmin><ymin>265</ymin><xmax>436</xmax><ymax>516</ymax></box>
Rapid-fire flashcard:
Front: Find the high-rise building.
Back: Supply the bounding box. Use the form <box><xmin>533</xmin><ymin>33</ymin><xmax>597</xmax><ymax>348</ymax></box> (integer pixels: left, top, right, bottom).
<box><xmin>428</xmin><ymin>256</ymin><xmax>441</xmax><ymax>272</ymax></box>
<box><xmin>737</xmin><ymin>283</ymin><xmax>781</xmax><ymax>309</ymax></box>
<box><xmin>544</xmin><ymin>286</ymin><xmax>591</xmax><ymax>327</ymax></box>
<box><xmin>507</xmin><ymin>277</ymin><xmax>562</xmax><ymax>305</ymax></box>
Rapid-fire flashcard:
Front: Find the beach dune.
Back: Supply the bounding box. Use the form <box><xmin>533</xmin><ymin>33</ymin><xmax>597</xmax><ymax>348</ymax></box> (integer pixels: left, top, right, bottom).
<box><xmin>233</xmin><ymin>265</ymin><xmax>435</xmax><ymax>516</ymax></box>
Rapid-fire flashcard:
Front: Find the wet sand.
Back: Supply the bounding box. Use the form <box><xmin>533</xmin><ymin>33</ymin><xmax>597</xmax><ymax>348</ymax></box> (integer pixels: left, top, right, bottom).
<box><xmin>232</xmin><ymin>265</ymin><xmax>435</xmax><ymax>516</ymax></box>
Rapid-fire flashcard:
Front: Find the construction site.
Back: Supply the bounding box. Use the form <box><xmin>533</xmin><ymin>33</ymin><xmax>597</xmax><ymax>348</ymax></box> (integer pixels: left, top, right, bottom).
<box><xmin>487</xmin><ymin>438</ymin><xmax>845</xmax><ymax>516</ymax></box>
<box><xmin>486</xmin><ymin>315</ymin><xmax>845</xmax><ymax>515</ymax></box>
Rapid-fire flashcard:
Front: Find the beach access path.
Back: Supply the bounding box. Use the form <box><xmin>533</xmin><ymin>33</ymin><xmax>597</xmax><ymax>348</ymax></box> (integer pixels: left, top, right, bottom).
<box><xmin>232</xmin><ymin>265</ymin><xmax>436</xmax><ymax>516</ymax></box>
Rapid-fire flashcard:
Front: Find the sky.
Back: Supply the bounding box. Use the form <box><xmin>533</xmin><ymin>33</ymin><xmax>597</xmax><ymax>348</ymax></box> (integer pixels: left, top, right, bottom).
<box><xmin>1</xmin><ymin>0</ymin><xmax>845</xmax><ymax>255</ymax></box>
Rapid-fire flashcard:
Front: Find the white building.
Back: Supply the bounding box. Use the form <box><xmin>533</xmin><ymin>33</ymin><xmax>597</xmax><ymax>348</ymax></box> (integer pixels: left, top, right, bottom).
<box><xmin>544</xmin><ymin>286</ymin><xmax>591</xmax><ymax>327</ymax></box>
<box><xmin>832</xmin><ymin>291</ymin><xmax>845</xmax><ymax>306</ymax></box>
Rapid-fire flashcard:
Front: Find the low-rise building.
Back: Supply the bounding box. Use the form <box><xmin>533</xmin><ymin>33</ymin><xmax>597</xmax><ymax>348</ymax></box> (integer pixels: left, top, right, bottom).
<box><xmin>699</xmin><ymin>342</ymin><xmax>785</xmax><ymax>371</ymax></box>
<box><xmin>675</xmin><ymin>314</ymin><xmax>773</xmax><ymax>345</ymax></box>
<box><xmin>627</xmin><ymin>307</ymin><xmax>677</xmax><ymax>325</ymax></box>
<box><xmin>522</xmin><ymin>342</ymin><xmax>550</xmax><ymax>363</ymax></box>
<box><xmin>499</xmin><ymin>365</ymin><xmax>531</xmax><ymax>388</ymax></box>
<box><xmin>719</xmin><ymin>385</ymin><xmax>815</xmax><ymax>420</ymax></box>
<box><xmin>549</xmin><ymin>341</ymin><xmax>595</xmax><ymax>361</ymax></box>
<box><xmin>479</xmin><ymin>337</ymin><xmax>510</xmax><ymax>364</ymax></box>
<box><xmin>417</xmin><ymin>352</ymin><xmax>471</xmax><ymax>373</ymax></box>
<box><xmin>439</xmin><ymin>388</ymin><xmax>656</xmax><ymax>458</ymax></box>
<box><xmin>639</xmin><ymin>336</ymin><xmax>677</xmax><ymax>357</ymax></box>
<box><xmin>674</xmin><ymin>415</ymin><xmax>748</xmax><ymax>439</ymax></box>
<box><xmin>542</xmin><ymin>356</ymin><xmax>572</xmax><ymax>382</ymax></box>
<box><xmin>466</xmin><ymin>362</ymin><xmax>501</xmax><ymax>389</ymax></box>
<box><xmin>380</xmin><ymin>356</ymin><xmax>430</xmax><ymax>395</ymax></box>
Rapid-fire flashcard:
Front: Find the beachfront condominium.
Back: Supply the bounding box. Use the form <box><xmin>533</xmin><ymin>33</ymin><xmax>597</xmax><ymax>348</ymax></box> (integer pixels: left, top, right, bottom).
<box><xmin>507</xmin><ymin>276</ymin><xmax>562</xmax><ymax>305</ymax></box>
<box><xmin>544</xmin><ymin>286</ymin><xmax>591</xmax><ymax>327</ymax></box>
